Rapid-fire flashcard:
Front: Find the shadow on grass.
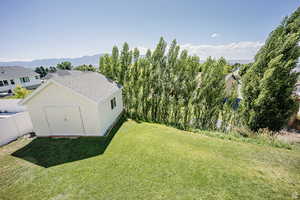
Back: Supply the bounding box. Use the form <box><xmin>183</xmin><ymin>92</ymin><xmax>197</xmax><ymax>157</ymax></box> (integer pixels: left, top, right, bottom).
<box><xmin>12</xmin><ymin>116</ymin><xmax>126</xmax><ymax>168</ymax></box>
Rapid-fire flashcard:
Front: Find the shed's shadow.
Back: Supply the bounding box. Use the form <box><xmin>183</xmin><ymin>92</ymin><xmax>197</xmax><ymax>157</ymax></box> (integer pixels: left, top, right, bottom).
<box><xmin>12</xmin><ymin>116</ymin><xmax>126</xmax><ymax>168</ymax></box>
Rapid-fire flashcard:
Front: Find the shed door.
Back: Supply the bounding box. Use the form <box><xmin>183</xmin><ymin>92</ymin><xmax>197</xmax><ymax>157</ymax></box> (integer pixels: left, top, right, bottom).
<box><xmin>44</xmin><ymin>106</ymin><xmax>84</xmax><ymax>135</ymax></box>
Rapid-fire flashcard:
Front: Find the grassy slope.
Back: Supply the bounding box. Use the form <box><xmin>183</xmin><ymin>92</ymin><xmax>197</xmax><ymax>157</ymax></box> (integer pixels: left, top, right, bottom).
<box><xmin>0</xmin><ymin>120</ymin><xmax>299</xmax><ymax>200</ymax></box>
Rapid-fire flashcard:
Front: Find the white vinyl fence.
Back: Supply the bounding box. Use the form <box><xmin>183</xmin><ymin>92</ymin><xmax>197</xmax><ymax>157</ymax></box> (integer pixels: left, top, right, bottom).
<box><xmin>0</xmin><ymin>99</ymin><xmax>26</xmax><ymax>113</ymax></box>
<box><xmin>0</xmin><ymin>112</ymin><xmax>33</xmax><ymax>146</ymax></box>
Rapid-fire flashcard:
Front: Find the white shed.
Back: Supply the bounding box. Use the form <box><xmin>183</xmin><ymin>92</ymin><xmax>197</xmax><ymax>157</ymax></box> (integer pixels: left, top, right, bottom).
<box><xmin>20</xmin><ymin>71</ymin><xmax>123</xmax><ymax>137</ymax></box>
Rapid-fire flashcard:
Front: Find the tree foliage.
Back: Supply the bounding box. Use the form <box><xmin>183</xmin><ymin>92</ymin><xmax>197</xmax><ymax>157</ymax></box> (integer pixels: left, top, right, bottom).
<box><xmin>13</xmin><ymin>85</ymin><xmax>30</xmax><ymax>99</ymax></box>
<box><xmin>35</xmin><ymin>66</ymin><xmax>57</xmax><ymax>77</ymax></box>
<box><xmin>34</xmin><ymin>66</ymin><xmax>48</xmax><ymax>78</ymax></box>
<box><xmin>99</xmin><ymin>38</ymin><xmax>230</xmax><ymax>131</ymax></box>
<box><xmin>241</xmin><ymin>7</ymin><xmax>300</xmax><ymax>131</ymax></box>
<box><xmin>56</xmin><ymin>61</ymin><xmax>73</xmax><ymax>70</ymax></box>
<box><xmin>74</xmin><ymin>64</ymin><xmax>96</xmax><ymax>72</ymax></box>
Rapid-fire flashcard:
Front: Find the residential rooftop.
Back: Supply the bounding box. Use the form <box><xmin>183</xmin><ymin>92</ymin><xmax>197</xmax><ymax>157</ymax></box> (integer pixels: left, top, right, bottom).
<box><xmin>0</xmin><ymin>66</ymin><xmax>38</xmax><ymax>80</ymax></box>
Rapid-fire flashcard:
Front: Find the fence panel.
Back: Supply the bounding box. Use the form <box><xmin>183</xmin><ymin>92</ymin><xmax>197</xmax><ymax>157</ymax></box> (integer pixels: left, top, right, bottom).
<box><xmin>0</xmin><ymin>112</ymin><xmax>33</xmax><ymax>146</ymax></box>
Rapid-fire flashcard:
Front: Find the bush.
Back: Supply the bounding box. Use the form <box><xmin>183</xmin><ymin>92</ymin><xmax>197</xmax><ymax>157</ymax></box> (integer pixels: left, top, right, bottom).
<box><xmin>13</xmin><ymin>85</ymin><xmax>30</xmax><ymax>99</ymax></box>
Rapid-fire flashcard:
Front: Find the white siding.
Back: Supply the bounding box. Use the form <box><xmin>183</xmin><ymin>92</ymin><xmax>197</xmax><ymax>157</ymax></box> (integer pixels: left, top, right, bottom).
<box><xmin>0</xmin><ymin>76</ymin><xmax>41</xmax><ymax>92</ymax></box>
<box><xmin>98</xmin><ymin>90</ymin><xmax>123</xmax><ymax>136</ymax></box>
<box><xmin>25</xmin><ymin>82</ymin><xmax>101</xmax><ymax>136</ymax></box>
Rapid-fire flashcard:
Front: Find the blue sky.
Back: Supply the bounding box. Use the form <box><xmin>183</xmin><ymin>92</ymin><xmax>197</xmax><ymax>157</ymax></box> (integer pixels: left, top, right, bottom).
<box><xmin>0</xmin><ymin>0</ymin><xmax>299</xmax><ymax>61</ymax></box>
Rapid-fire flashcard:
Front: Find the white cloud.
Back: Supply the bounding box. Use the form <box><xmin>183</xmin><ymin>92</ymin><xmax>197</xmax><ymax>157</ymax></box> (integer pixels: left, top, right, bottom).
<box><xmin>0</xmin><ymin>41</ymin><xmax>264</xmax><ymax>62</ymax></box>
<box><xmin>137</xmin><ymin>41</ymin><xmax>263</xmax><ymax>60</ymax></box>
<box><xmin>180</xmin><ymin>41</ymin><xmax>264</xmax><ymax>60</ymax></box>
<box><xmin>136</xmin><ymin>46</ymin><xmax>149</xmax><ymax>55</ymax></box>
<box><xmin>211</xmin><ymin>33</ymin><xmax>220</xmax><ymax>38</ymax></box>
<box><xmin>0</xmin><ymin>58</ymin><xmax>32</xmax><ymax>62</ymax></box>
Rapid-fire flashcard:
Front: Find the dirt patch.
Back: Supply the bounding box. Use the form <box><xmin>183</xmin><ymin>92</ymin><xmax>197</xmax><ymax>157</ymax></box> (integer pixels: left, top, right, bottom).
<box><xmin>277</xmin><ymin>130</ymin><xmax>300</xmax><ymax>144</ymax></box>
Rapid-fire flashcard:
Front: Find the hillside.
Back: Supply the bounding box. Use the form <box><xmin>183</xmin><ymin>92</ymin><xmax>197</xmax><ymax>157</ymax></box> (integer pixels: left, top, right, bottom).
<box><xmin>0</xmin><ymin>120</ymin><xmax>299</xmax><ymax>200</ymax></box>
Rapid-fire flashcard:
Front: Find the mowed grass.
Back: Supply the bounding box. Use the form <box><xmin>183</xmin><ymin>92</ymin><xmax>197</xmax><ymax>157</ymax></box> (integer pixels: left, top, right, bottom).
<box><xmin>0</xmin><ymin>120</ymin><xmax>300</xmax><ymax>200</ymax></box>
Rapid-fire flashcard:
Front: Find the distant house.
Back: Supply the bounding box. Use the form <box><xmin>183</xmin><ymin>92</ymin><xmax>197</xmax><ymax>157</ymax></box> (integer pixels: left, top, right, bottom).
<box><xmin>0</xmin><ymin>66</ymin><xmax>41</xmax><ymax>93</ymax></box>
<box><xmin>225</xmin><ymin>69</ymin><xmax>242</xmax><ymax>99</ymax></box>
<box><xmin>20</xmin><ymin>71</ymin><xmax>123</xmax><ymax>137</ymax></box>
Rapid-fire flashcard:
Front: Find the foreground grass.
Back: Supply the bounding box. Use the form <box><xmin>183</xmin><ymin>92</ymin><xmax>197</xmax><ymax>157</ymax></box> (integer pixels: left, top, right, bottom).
<box><xmin>0</xmin><ymin>120</ymin><xmax>300</xmax><ymax>200</ymax></box>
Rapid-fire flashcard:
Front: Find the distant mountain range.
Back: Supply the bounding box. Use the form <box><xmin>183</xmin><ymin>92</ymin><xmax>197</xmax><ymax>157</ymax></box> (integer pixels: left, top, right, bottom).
<box><xmin>0</xmin><ymin>54</ymin><xmax>104</xmax><ymax>68</ymax></box>
<box><xmin>0</xmin><ymin>54</ymin><xmax>253</xmax><ymax>68</ymax></box>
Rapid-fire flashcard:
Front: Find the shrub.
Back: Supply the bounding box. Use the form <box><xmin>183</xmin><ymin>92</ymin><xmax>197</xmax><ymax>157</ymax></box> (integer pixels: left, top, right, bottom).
<box><xmin>13</xmin><ymin>85</ymin><xmax>30</xmax><ymax>99</ymax></box>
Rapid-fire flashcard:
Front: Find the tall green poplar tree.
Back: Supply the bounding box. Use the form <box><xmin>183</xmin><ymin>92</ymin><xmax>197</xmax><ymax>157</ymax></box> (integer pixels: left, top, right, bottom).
<box><xmin>241</xmin><ymin>7</ymin><xmax>300</xmax><ymax>131</ymax></box>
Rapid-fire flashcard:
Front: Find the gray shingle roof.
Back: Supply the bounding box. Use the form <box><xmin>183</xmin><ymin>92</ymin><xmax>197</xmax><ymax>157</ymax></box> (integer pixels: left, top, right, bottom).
<box><xmin>0</xmin><ymin>66</ymin><xmax>38</xmax><ymax>80</ymax></box>
<box><xmin>44</xmin><ymin>70</ymin><xmax>83</xmax><ymax>80</ymax></box>
<box><xmin>50</xmin><ymin>71</ymin><xmax>122</xmax><ymax>103</ymax></box>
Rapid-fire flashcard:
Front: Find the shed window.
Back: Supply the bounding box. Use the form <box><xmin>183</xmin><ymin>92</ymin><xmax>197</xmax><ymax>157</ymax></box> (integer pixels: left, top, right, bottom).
<box><xmin>10</xmin><ymin>79</ymin><xmax>15</xmax><ymax>85</ymax></box>
<box><xmin>35</xmin><ymin>75</ymin><xmax>39</xmax><ymax>79</ymax></box>
<box><xmin>20</xmin><ymin>77</ymin><xmax>30</xmax><ymax>83</ymax></box>
<box><xmin>110</xmin><ymin>97</ymin><xmax>116</xmax><ymax>110</ymax></box>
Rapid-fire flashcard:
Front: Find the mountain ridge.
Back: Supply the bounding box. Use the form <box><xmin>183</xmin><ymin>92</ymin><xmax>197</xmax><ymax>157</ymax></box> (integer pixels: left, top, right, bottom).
<box><xmin>0</xmin><ymin>54</ymin><xmax>253</xmax><ymax>68</ymax></box>
<box><xmin>0</xmin><ymin>54</ymin><xmax>104</xmax><ymax>68</ymax></box>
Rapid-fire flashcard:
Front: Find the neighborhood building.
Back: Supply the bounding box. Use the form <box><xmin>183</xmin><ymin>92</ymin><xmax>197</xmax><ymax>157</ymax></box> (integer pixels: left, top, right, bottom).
<box><xmin>20</xmin><ymin>71</ymin><xmax>123</xmax><ymax>137</ymax></box>
<box><xmin>225</xmin><ymin>73</ymin><xmax>242</xmax><ymax>99</ymax></box>
<box><xmin>0</xmin><ymin>66</ymin><xmax>41</xmax><ymax>93</ymax></box>
<box><xmin>288</xmin><ymin>81</ymin><xmax>300</xmax><ymax>130</ymax></box>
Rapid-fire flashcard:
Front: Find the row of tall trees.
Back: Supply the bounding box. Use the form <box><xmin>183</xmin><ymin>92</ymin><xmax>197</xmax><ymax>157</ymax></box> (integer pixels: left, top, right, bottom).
<box><xmin>100</xmin><ymin>38</ymin><xmax>236</xmax><ymax>130</ymax></box>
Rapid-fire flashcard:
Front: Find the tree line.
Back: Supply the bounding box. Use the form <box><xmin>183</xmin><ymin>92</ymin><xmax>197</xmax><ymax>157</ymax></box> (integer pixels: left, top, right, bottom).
<box><xmin>35</xmin><ymin>62</ymin><xmax>96</xmax><ymax>77</ymax></box>
<box><xmin>99</xmin><ymin>38</ymin><xmax>237</xmax><ymax>131</ymax></box>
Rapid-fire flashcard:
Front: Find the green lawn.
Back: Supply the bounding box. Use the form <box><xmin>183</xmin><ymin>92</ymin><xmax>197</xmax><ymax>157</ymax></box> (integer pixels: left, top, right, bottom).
<box><xmin>0</xmin><ymin>120</ymin><xmax>300</xmax><ymax>200</ymax></box>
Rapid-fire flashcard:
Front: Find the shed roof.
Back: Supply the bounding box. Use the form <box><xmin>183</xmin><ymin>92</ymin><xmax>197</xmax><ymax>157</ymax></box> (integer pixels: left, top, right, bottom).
<box><xmin>52</xmin><ymin>71</ymin><xmax>122</xmax><ymax>102</ymax></box>
<box><xmin>21</xmin><ymin>71</ymin><xmax>122</xmax><ymax>105</ymax></box>
<box><xmin>0</xmin><ymin>66</ymin><xmax>38</xmax><ymax>80</ymax></box>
